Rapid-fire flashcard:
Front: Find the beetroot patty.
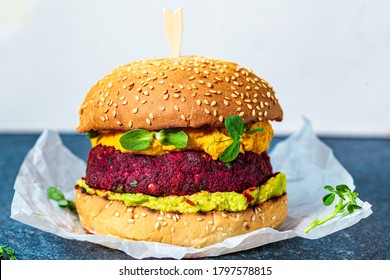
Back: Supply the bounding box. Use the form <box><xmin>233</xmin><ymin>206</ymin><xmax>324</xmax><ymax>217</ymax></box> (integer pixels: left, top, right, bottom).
<box><xmin>84</xmin><ymin>145</ymin><xmax>274</xmax><ymax>196</ymax></box>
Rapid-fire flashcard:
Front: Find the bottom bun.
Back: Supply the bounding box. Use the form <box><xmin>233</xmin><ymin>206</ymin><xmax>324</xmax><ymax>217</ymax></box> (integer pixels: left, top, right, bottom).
<box><xmin>75</xmin><ymin>188</ymin><xmax>288</xmax><ymax>248</ymax></box>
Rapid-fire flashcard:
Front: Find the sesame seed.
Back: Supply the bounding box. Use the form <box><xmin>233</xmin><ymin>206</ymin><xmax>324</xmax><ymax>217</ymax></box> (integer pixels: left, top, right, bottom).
<box><xmin>251</xmin><ymin>214</ymin><xmax>256</xmax><ymax>221</ymax></box>
<box><xmin>239</xmin><ymin>111</ymin><xmax>245</xmax><ymax>117</ymax></box>
<box><xmin>143</xmin><ymin>91</ymin><xmax>149</xmax><ymax>96</ymax></box>
<box><xmin>115</xmin><ymin>211</ymin><xmax>120</xmax><ymax>217</ymax></box>
<box><xmin>213</xmin><ymin>110</ymin><xmax>218</xmax><ymax>117</ymax></box>
<box><xmin>159</xmin><ymin>80</ymin><xmax>165</xmax><ymax>84</ymax></box>
<box><xmin>116</xmin><ymin>121</ymin><xmax>122</xmax><ymax>126</ymax></box>
<box><xmin>203</xmin><ymin>100</ymin><xmax>209</xmax><ymax>105</ymax></box>
<box><xmin>196</xmin><ymin>100</ymin><xmax>202</xmax><ymax>106</ymax></box>
<box><xmin>170</xmin><ymin>227</ymin><xmax>175</xmax><ymax>233</ymax></box>
<box><xmin>252</xmin><ymin>109</ymin><xmax>256</xmax><ymax>116</ymax></box>
<box><xmin>128</xmin><ymin>218</ymin><xmax>135</xmax><ymax>224</ymax></box>
<box><xmin>210</xmin><ymin>101</ymin><xmax>217</xmax><ymax>106</ymax></box>
<box><xmin>247</xmin><ymin>104</ymin><xmax>253</xmax><ymax>110</ymax></box>
<box><xmin>219</xmin><ymin>116</ymin><xmax>224</xmax><ymax>122</ymax></box>
<box><xmin>149</xmin><ymin>113</ymin><xmax>154</xmax><ymax>119</ymax></box>
<box><xmin>198</xmin><ymin>80</ymin><xmax>205</xmax><ymax>84</ymax></box>
<box><xmin>159</xmin><ymin>106</ymin><xmax>165</xmax><ymax>111</ymax></box>
<box><xmin>107</xmin><ymin>82</ymin><xmax>112</xmax><ymax>88</ymax></box>
<box><xmin>162</xmin><ymin>222</ymin><xmax>168</xmax><ymax>227</ymax></box>
<box><xmin>267</xmin><ymin>91</ymin><xmax>271</xmax><ymax>98</ymax></box>
<box><xmin>204</xmin><ymin>108</ymin><xmax>210</xmax><ymax>114</ymax></box>
<box><xmin>223</xmin><ymin>100</ymin><xmax>229</xmax><ymax>106</ymax></box>
<box><xmin>174</xmin><ymin>105</ymin><xmax>179</xmax><ymax>111</ymax></box>
<box><xmin>221</xmin><ymin>213</ymin><xmax>227</xmax><ymax>218</ymax></box>
<box><xmin>207</xmin><ymin>82</ymin><xmax>212</xmax><ymax>88</ymax></box>
<box><xmin>157</xmin><ymin>217</ymin><xmax>164</xmax><ymax>221</ymax></box>
<box><xmin>189</xmin><ymin>76</ymin><xmax>195</xmax><ymax>80</ymax></box>
<box><xmin>141</xmin><ymin>212</ymin><xmax>147</xmax><ymax>217</ymax></box>
<box><xmin>235</xmin><ymin>101</ymin><xmax>242</xmax><ymax>105</ymax></box>
<box><xmin>135</xmin><ymin>95</ymin><xmax>140</xmax><ymax>101</ymax></box>
<box><xmin>184</xmin><ymin>221</ymin><xmax>188</xmax><ymax>226</ymax></box>
<box><xmin>134</xmin><ymin>214</ymin><xmax>139</xmax><ymax>219</ymax></box>
<box><xmin>128</xmin><ymin>120</ymin><xmax>133</xmax><ymax>128</ymax></box>
<box><xmin>155</xmin><ymin>222</ymin><xmax>160</xmax><ymax>229</ymax></box>
<box><xmin>197</xmin><ymin>217</ymin><xmax>204</xmax><ymax>222</ymax></box>
<box><xmin>163</xmin><ymin>94</ymin><xmax>169</xmax><ymax>100</ymax></box>
<box><xmin>132</xmin><ymin>108</ymin><xmax>138</xmax><ymax>114</ymax></box>
<box><xmin>242</xmin><ymin>221</ymin><xmax>248</xmax><ymax>228</ymax></box>
<box><xmin>272</xmin><ymin>215</ymin><xmax>276</xmax><ymax>221</ymax></box>
<box><xmin>173</xmin><ymin>93</ymin><xmax>180</xmax><ymax>98</ymax></box>
<box><xmin>146</xmin><ymin>118</ymin><xmax>151</xmax><ymax>125</ymax></box>
<box><xmin>141</xmin><ymin>100</ymin><xmax>147</xmax><ymax>104</ymax></box>
<box><xmin>180</xmin><ymin>114</ymin><xmax>186</xmax><ymax>121</ymax></box>
<box><xmin>264</xmin><ymin>111</ymin><xmax>268</xmax><ymax>117</ymax></box>
<box><xmin>122</xmin><ymin>100</ymin><xmax>128</xmax><ymax>105</ymax></box>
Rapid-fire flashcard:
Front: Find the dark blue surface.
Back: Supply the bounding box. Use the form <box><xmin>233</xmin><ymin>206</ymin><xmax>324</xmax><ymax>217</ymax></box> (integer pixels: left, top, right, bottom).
<box><xmin>0</xmin><ymin>133</ymin><xmax>389</xmax><ymax>259</ymax></box>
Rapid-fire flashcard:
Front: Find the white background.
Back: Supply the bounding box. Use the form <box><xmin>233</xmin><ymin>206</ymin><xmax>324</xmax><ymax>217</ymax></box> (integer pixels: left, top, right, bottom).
<box><xmin>0</xmin><ymin>0</ymin><xmax>389</xmax><ymax>136</ymax></box>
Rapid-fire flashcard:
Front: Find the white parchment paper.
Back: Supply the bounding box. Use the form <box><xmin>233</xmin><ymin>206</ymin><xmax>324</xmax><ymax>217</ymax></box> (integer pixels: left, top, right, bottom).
<box><xmin>11</xmin><ymin>120</ymin><xmax>372</xmax><ymax>259</ymax></box>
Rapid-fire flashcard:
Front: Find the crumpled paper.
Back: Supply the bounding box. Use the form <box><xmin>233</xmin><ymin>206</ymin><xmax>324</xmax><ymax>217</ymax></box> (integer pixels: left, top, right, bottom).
<box><xmin>11</xmin><ymin>119</ymin><xmax>372</xmax><ymax>259</ymax></box>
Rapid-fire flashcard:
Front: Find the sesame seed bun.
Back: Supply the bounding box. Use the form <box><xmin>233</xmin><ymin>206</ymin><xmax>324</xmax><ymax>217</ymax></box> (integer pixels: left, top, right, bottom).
<box><xmin>77</xmin><ymin>56</ymin><xmax>283</xmax><ymax>132</ymax></box>
<box><xmin>75</xmin><ymin>188</ymin><xmax>287</xmax><ymax>248</ymax></box>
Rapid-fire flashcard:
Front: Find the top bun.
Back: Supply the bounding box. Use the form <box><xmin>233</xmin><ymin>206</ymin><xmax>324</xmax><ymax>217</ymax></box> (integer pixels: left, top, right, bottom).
<box><xmin>77</xmin><ymin>56</ymin><xmax>283</xmax><ymax>132</ymax></box>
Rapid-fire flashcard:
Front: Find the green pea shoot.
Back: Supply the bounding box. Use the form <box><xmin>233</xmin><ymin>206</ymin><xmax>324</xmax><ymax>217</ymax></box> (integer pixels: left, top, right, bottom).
<box><xmin>304</xmin><ymin>184</ymin><xmax>362</xmax><ymax>233</ymax></box>
<box><xmin>218</xmin><ymin>116</ymin><xmax>264</xmax><ymax>162</ymax></box>
<box><xmin>47</xmin><ymin>187</ymin><xmax>78</xmax><ymax>215</ymax></box>
<box><xmin>119</xmin><ymin>128</ymin><xmax>188</xmax><ymax>151</ymax></box>
<box><xmin>0</xmin><ymin>244</ymin><xmax>17</xmax><ymax>260</ymax></box>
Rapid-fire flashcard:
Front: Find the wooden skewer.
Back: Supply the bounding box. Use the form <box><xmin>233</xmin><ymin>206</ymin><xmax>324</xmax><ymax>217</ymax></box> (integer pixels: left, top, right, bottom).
<box><xmin>163</xmin><ymin>8</ymin><xmax>183</xmax><ymax>58</ymax></box>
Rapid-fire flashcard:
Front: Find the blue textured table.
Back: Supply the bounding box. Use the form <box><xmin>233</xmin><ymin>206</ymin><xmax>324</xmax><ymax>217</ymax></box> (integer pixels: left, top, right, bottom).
<box><xmin>0</xmin><ymin>133</ymin><xmax>389</xmax><ymax>259</ymax></box>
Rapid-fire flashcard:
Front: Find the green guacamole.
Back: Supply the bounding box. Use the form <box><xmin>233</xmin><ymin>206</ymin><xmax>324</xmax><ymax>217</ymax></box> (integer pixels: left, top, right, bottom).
<box><xmin>77</xmin><ymin>173</ymin><xmax>286</xmax><ymax>213</ymax></box>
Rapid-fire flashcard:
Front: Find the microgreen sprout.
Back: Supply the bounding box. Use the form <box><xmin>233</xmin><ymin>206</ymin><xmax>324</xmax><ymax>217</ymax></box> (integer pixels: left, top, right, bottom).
<box><xmin>0</xmin><ymin>244</ymin><xmax>17</xmax><ymax>260</ymax></box>
<box><xmin>304</xmin><ymin>184</ymin><xmax>362</xmax><ymax>233</ymax></box>
<box><xmin>119</xmin><ymin>128</ymin><xmax>188</xmax><ymax>151</ymax></box>
<box><xmin>211</xmin><ymin>116</ymin><xmax>264</xmax><ymax>162</ymax></box>
<box><xmin>47</xmin><ymin>187</ymin><xmax>78</xmax><ymax>215</ymax></box>
<box><xmin>86</xmin><ymin>130</ymin><xmax>100</xmax><ymax>139</ymax></box>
